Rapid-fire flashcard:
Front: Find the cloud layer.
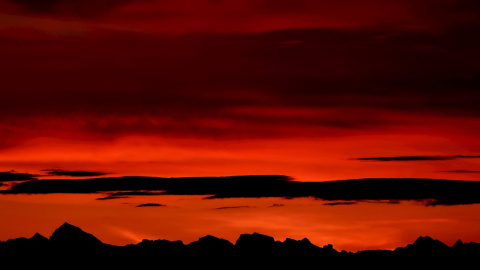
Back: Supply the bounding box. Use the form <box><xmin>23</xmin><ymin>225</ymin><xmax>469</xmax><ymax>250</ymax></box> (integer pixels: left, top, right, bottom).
<box><xmin>3</xmin><ymin>175</ymin><xmax>480</xmax><ymax>206</ymax></box>
<box><xmin>1</xmin><ymin>25</ymin><xmax>480</xmax><ymax>147</ymax></box>
<box><xmin>1</xmin><ymin>0</ymin><xmax>479</xmax><ymax>184</ymax></box>
<box><xmin>6</xmin><ymin>0</ymin><xmax>480</xmax><ymax>32</ymax></box>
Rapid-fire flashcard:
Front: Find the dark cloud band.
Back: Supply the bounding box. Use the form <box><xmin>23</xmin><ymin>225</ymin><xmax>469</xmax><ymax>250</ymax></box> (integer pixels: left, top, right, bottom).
<box><xmin>352</xmin><ymin>155</ymin><xmax>480</xmax><ymax>162</ymax></box>
<box><xmin>3</xmin><ymin>175</ymin><xmax>480</xmax><ymax>206</ymax></box>
<box><xmin>441</xmin><ymin>170</ymin><xmax>480</xmax><ymax>173</ymax></box>
<box><xmin>215</xmin><ymin>206</ymin><xmax>252</xmax><ymax>210</ymax></box>
<box><xmin>42</xmin><ymin>169</ymin><xmax>109</xmax><ymax>177</ymax></box>
<box><xmin>0</xmin><ymin>171</ymin><xmax>39</xmax><ymax>182</ymax></box>
<box><xmin>136</xmin><ymin>203</ymin><xmax>165</xmax><ymax>207</ymax></box>
<box><xmin>9</xmin><ymin>0</ymin><xmax>133</xmax><ymax>17</ymax></box>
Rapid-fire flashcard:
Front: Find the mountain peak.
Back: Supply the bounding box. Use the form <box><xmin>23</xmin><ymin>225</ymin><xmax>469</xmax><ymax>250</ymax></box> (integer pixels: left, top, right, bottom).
<box><xmin>30</xmin><ymin>233</ymin><xmax>48</xmax><ymax>242</ymax></box>
<box><xmin>50</xmin><ymin>222</ymin><xmax>103</xmax><ymax>248</ymax></box>
<box><xmin>235</xmin><ymin>232</ymin><xmax>275</xmax><ymax>248</ymax></box>
<box><xmin>52</xmin><ymin>222</ymin><xmax>86</xmax><ymax>236</ymax></box>
<box><xmin>410</xmin><ymin>236</ymin><xmax>450</xmax><ymax>250</ymax></box>
<box><xmin>281</xmin><ymin>237</ymin><xmax>321</xmax><ymax>249</ymax></box>
<box><xmin>452</xmin><ymin>239</ymin><xmax>464</xmax><ymax>248</ymax></box>
<box><xmin>59</xmin><ymin>222</ymin><xmax>76</xmax><ymax>229</ymax></box>
<box><xmin>188</xmin><ymin>235</ymin><xmax>234</xmax><ymax>249</ymax></box>
<box><xmin>131</xmin><ymin>238</ymin><xmax>184</xmax><ymax>249</ymax></box>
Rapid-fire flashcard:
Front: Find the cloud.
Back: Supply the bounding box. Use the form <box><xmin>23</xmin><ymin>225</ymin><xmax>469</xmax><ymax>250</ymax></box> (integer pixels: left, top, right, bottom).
<box><xmin>268</xmin><ymin>204</ymin><xmax>284</xmax><ymax>207</ymax></box>
<box><xmin>3</xmin><ymin>175</ymin><xmax>480</xmax><ymax>206</ymax></box>
<box><xmin>323</xmin><ymin>202</ymin><xmax>357</xmax><ymax>206</ymax></box>
<box><xmin>96</xmin><ymin>196</ymin><xmax>129</xmax><ymax>200</ymax></box>
<box><xmin>1</xmin><ymin>175</ymin><xmax>292</xmax><ymax>195</ymax></box>
<box><xmin>9</xmin><ymin>0</ymin><xmax>65</xmax><ymax>12</ymax></box>
<box><xmin>0</xmin><ymin>171</ymin><xmax>38</xmax><ymax>182</ymax></box>
<box><xmin>1</xmin><ymin>24</ymin><xmax>480</xmax><ymax>147</ymax></box>
<box><xmin>215</xmin><ymin>206</ymin><xmax>252</xmax><ymax>210</ymax></box>
<box><xmin>352</xmin><ymin>155</ymin><xmax>480</xmax><ymax>162</ymax></box>
<box><xmin>42</xmin><ymin>169</ymin><xmax>109</xmax><ymax>177</ymax></box>
<box><xmin>441</xmin><ymin>170</ymin><xmax>480</xmax><ymax>173</ymax></box>
<box><xmin>8</xmin><ymin>0</ymin><xmax>480</xmax><ymax>33</ymax></box>
<box><xmin>109</xmin><ymin>191</ymin><xmax>166</xmax><ymax>196</ymax></box>
<box><xmin>136</xmin><ymin>203</ymin><xmax>165</xmax><ymax>207</ymax></box>
<box><xmin>97</xmin><ymin>191</ymin><xmax>165</xmax><ymax>200</ymax></box>
<box><xmin>9</xmin><ymin>0</ymin><xmax>133</xmax><ymax>17</ymax></box>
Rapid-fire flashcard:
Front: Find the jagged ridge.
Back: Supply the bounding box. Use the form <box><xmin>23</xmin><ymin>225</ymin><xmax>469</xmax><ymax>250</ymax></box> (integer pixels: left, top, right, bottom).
<box><xmin>0</xmin><ymin>222</ymin><xmax>479</xmax><ymax>254</ymax></box>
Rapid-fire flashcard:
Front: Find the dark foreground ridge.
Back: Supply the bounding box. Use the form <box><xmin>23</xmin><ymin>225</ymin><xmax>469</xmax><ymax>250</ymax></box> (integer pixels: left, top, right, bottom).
<box><xmin>0</xmin><ymin>223</ymin><xmax>479</xmax><ymax>268</ymax></box>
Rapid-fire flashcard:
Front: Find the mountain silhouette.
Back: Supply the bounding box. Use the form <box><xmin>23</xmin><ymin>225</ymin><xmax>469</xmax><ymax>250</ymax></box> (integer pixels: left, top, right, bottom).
<box><xmin>0</xmin><ymin>232</ymin><xmax>49</xmax><ymax>249</ymax></box>
<box><xmin>452</xmin><ymin>239</ymin><xmax>480</xmax><ymax>250</ymax></box>
<box><xmin>235</xmin><ymin>232</ymin><xmax>276</xmax><ymax>249</ymax></box>
<box><xmin>4</xmin><ymin>237</ymin><xmax>30</xmax><ymax>248</ymax></box>
<box><xmin>395</xmin><ymin>236</ymin><xmax>450</xmax><ymax>253</ymax></box>
<box><xmin>30</xmin><ymin>232</ymin><xmax>49</xmax><ymax>246</ymax></box>
<box><xmin>31</xmin><ymin>232</ymin><xmax>48</xmax><ymax>242</ymax></box>
<box><xmin>278</xmin><ymin>237</ymin><xmax>320</xmax><ymax>249</ymax></box>
<box><xmin>127</xmin><ymin>238</ymin><xmax>184</xmax><ymax>249</ymax></box>
<box><xmin>412</xmin><ymin>236</ymin><xmax>450</xmax><ymax>249</ymax></box>
<box><xmin>453</xmin><ymin>239</ymin><xmax>464</xmax><ymax>248</ymax></box>
<box><xmin>187</xmin><ymin>235</ymin><xmax>234</xmax><ymax>249</ymax></box>
<box><xmin>49</xmin><ymin>222</ymin><xmax>103</xmax><ymax>248</ymax></box>
<box><xmin>1</xmin><ymin>222</ymin><xmax>479</xmax><ymax>268</ymax></box>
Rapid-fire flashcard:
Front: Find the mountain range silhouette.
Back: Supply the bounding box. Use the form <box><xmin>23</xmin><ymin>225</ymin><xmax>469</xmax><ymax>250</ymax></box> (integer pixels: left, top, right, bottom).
<box><xmin>1</xmin><ymin>222</ymin><xmax>479</xmax><ymax>268</ymax></box>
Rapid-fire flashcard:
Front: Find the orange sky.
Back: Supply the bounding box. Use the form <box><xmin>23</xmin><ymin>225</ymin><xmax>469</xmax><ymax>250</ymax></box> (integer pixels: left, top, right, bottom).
<box><xmin>1</xmin><ymin>193</ymin><xmax>480</xmax><ymax>251</ymax></box>
<box><xmin>1</xmin><ymin>0</ymin><xmax>480</xmax><ymax>251</ymax></box>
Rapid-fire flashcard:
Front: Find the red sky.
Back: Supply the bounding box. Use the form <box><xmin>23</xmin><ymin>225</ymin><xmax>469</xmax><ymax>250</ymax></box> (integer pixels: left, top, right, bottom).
<box><xmin>1</xmin><ymin>0</ymin><xmax>480</xmax><ymax>251</ymax></box>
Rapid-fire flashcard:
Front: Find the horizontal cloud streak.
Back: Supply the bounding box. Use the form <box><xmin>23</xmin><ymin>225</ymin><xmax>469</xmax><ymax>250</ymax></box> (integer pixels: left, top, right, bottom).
<box><xmin>323</xmin><ymin>202</ymin><xmax>357</xmax><ymax>206</ymax></box>
<box><xmin>136</xmin><ymin>203</ymin><xmax>165</xmax><ymax>207</ymax></box>
<box><xmin>0</xmin><ymin>171</ymin><xmax>38</xmax><ymax>182</ymax></box>
<box><xmin>3</xmin><ymin>175</ymin><xmax>480</xmax><ymax>206</ymax></box>
<box><xmin>42</xmin><ymin>169</ymin><xmax>109</xmax><ymax>177</ymax></box>
<box><xmin>8</xmin><ymin>0</ymin><xmax>134</xmax><ymax>17</ymax></box>
<box><xmin>353</xmin><ymin>155</ymin><xmax>480</xmax><ymax>162</ymax></box>
<box><xmin>96</xmin><ymin>196</ymin><xmax>129</xmax><ymax>200</ymax></box>
<box><xmin>441</xmin><ymin>170</ymin><xmax>480</xmax><ymax>173</ymax></box>
<box><xmin>215</xmin><ymin>206</ymin><xmax>252</xmax><ymax>210</ymax></box>
<box><xmin>6</xmin><ymin>0</ymin><xmax>480</xmax><ymax>33</ymax></box>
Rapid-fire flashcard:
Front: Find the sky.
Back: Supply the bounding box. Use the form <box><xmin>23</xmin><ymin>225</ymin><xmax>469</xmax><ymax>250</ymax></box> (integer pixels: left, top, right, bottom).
<box><xmin>1</xmin><ymin>0</ymin><xmax>480</xmax><ymax>252</ymax></box>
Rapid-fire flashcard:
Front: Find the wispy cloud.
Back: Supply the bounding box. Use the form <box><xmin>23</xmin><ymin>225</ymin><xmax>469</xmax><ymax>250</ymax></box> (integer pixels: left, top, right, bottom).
<box><xmin>323</xmin><ymin>202</ymin><xmax>357</xmax><ymax>206</ymax></box>
<box><xmin>8</xmin><ymin>0</ymin><xmax>134</xmax><ymax>17</ymax></box>
<box><xmin>215</xmin><ymin>206</ymin><xmax>252</xmax><ymax>210</ymax></box>
<box><xmin>42</xmin><ymin>169</ymin><xmax>109</xmax><ymax>177</ymax></box>
<box><xmin>440</xmin><ymin>170</ymin><xmax>480</xmax><ymax>174</ymax></box>
<box><xmin>96</xmin><ymin>196</ymin><xmax>129</xmax><ymax>200</ymax></box>
<box><xmin>136</xmin><ymin>203</ymin><xmax>165</xmax><ymax>207</ymax></box>
<box><xmin>352</xmin><ymin>155</ymin><xmax>480</xmax><ymax>162</ymax></box>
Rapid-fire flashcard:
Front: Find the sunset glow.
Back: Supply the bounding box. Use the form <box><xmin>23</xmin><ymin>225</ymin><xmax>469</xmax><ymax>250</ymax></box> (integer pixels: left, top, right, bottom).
<box><xmin>1</xmin><ymin>0</ymin><xmax>480</xmax><ymax>252</ymax></box>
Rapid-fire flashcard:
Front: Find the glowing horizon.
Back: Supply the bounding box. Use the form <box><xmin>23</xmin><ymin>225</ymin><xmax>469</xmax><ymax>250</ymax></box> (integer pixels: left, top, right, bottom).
<box><xmin>1</xmin><ymin>0</ymin><xmax>480</xmax><ymax>252</ymax></box>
